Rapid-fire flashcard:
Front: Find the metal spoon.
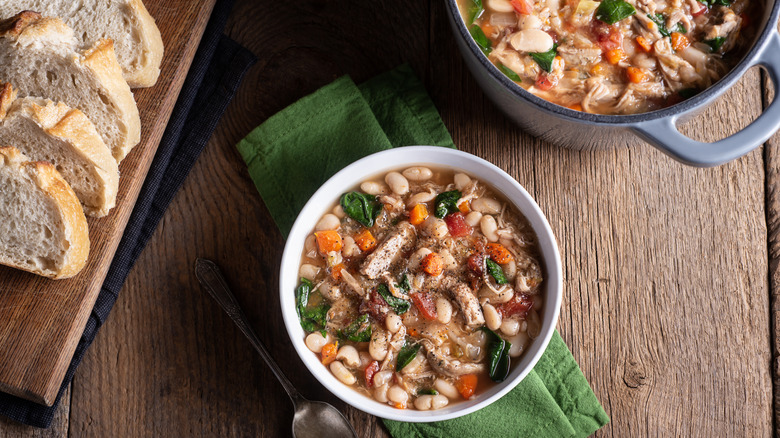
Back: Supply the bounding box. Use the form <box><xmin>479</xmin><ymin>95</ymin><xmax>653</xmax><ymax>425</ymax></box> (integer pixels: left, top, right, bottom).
<box><xmin>195</xmin><ymin>258</ymin><xmax>358</xmax><ymax>438</ymax></box>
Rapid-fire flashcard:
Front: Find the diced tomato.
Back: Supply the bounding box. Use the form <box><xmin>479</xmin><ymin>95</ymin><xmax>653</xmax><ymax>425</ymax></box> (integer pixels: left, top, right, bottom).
<box><xmin>740</xmin><ymin>13</ymin><xmax>750</xmax><ymax>27</ymax></box>
<box><xmin>510</xmin><ymin>0</ymin><xmax>533</xmax><ymax>15</ymax></box>
<box><xmin>496</xmin><ymin>293</ymin><xmax>534</xmax><ymax>319</ymax></box>
<box><xmin>411</xmin><ymin>292</ymin><xmax>438</xmax><ymax>320</ymax></box>
<box><xmin>467</xmin><ymin>253</ymin><xmax>484</xmax><ymax>276</ymax></box>
<box><xmin>360</xmin><ymin>289</ymin><xmax>390</xmax><ymax>322</ymax></box>
<box><xmin>692</xmin><ymin>2</ymin><xmax>707</xmax><ymax>16</ymax></box>
<box><xmin>535</xmin><ymin>74</ymin><xmax>555</xmax><ymax>91</ymax></box>
<box><xmin>590</xmin><ymin>20</ymin><xmax>623</xmax><ymax>51</ymax></box>
<box><xmin>365</xmin><ymin>361</ymin><xmax>380</xmax><ymax>387</ymax></box>
<box><xmin>444</xmin><ymin>212</ymin><xmax>473</xmax><ymax>238</ymax></box>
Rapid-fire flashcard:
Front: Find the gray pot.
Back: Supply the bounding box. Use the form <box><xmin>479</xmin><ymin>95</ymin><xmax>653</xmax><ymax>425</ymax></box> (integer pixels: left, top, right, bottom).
<box><xmin>445</xmin><ymin>0</ymin><xmax>780</xmax><ymax>167</ymax></box>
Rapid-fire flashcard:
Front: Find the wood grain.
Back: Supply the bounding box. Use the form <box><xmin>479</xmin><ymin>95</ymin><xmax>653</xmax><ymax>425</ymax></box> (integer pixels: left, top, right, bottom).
<box><xmin>2</xmin><ymin>0</ymin><xmax>775</xmax><ymax>436</ymax></box>
<box><xmin>0</xmin><ymin>0</ymin><xmax>217</xmax><ymax>406</ymax></box>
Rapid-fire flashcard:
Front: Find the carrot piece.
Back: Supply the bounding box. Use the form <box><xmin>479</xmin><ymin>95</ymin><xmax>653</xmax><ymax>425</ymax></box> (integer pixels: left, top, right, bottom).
<box><xmin>635</xmin><ymin>36</ymin><xmax>652</xmax><ymax>52</ymax></box>
<box><xmin>409</xmin><ymin>204</ymin><xmax>429</xmax><ymax>225</ymax></box>
<box><xmin>605</xmin><ymin>48</ymin><xmax>625</xmax><ymax>65</ymax></box>
<box><xmin>671</xmin><ymin>32</ymin><xmax>690</xmax><ymax>51</ymax></box>
<box><xmin>408</xmin><ymin>328</ymin><xmax>420</xmax><ymax>337</ymax></box>
<box><xmin>458</xmin><ymin>201</ymin><xmax>470</xmax><ymax>213</ymax></box>
<box><xmin>421</xmin><ymin>252</ymin><xmax>444</xmax><ymax>276</ymax></box>
<box><xmin>510</xmin><ymin>0</ymin><xmax>533</xmax><ymax>14</ymax></box>
<box><xmin>321</xmin><ymin>342</ymin><xmax>338</xmax><ymax>365</ymax></box>
<box><xmin>456</xmin><ymin>374</ymin><xmax>478</xmax><ymax>399</ymax></box>
<box><xmin>568</xmin><ymin>103</ymin><xmax>583</xmax><ymax>111</ymax></box>
<box><xmin>314</xmin><ymin>230</ymin><xmax>343</xmax><ymax>253</ymax></box>
<box><xmin>487</xmin><ymin>243</ymin><xmax>515</xmax><ymax>264</ymax></box>
<box><xmin>392</xmin><ymin>402</ymin><xmax>406</xmax><ymax>409</ymax></box>
<box><xmin>480</xmin><ymin>22</ymin><xmax>497</xmax><ymax>37</ymax></box>
<box><xmin>354</xmin><ymin>229</ymin><xmax>377</xmax><ymax>251</ymax></box>
<box><xmin>626</xmin><ymin>67</ymin><xmax>648</xmax><ymax>84</ymax></box>
<box><xmin>590</xmin><ymin>63</ymin><xmax>605</xmax><ymax>76</ymax></box>
<box><xmin>331</xmin><ymin>263</ymin><xmax>346</xmax><ymax>280</ymax></box>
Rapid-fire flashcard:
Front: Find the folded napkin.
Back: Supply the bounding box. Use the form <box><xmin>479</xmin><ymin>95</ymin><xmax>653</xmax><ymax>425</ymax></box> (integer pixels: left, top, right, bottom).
<box><xmin>0</xmin><ymin>0</ymin><xmax>257</xmax><ymax>428</ymax></box>
<box><xmin>237</xmin><ymin>64</ymin><xmax>609</xmax><ymax>437</ymax></box>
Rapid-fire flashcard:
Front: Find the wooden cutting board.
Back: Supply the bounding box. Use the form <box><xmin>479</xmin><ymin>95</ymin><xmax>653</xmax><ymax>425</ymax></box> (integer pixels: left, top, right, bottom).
<box><xmin>0</xmin><ymin>0</ymin><xmax>218</xmax><ymax>406</ymax></box>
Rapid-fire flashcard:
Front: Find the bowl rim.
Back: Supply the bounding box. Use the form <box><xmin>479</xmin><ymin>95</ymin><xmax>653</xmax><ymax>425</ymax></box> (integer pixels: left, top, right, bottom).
<box><xmin>444</xmin><ymin>0</ymin><xmax>780</xmax><ymax>125</ymax></box>
<box><xmin>279</xmin><ymin>146</ymin><xmax>563</xmax><ymax>422</ymax></box>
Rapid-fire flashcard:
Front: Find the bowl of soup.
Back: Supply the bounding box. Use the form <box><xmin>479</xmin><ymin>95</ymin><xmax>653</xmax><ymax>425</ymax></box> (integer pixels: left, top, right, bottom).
<box><xmin>279</xmin><ymin>146</ymin><xmax>562</xmax><ymax>422</ymax></box>
<box><xmin>445</xmin><ymin>0</ymin><xmax>780</xmax><ymax>166</ymax></box>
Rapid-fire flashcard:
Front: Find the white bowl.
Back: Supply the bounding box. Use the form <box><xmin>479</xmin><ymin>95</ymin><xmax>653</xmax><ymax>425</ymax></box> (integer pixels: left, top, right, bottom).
<box><xmin>280</xmin><ymin>146</ymin><xmax>562</xmax><ymax>422</ymax></box>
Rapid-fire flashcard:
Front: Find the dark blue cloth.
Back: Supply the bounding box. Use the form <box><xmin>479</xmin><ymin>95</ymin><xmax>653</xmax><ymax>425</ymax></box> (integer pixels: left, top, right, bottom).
<box><xmin>0</xmin><ymin>0</ymin><xmax>257</xmax><ymax>427</ymax></box>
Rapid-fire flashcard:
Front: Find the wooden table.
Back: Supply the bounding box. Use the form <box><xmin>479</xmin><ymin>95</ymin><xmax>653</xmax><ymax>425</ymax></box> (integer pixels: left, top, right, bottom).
<box><xmin>1</xmin><ymin>0</ymin><xmax>777</xmax><ymax>436</ymax></box>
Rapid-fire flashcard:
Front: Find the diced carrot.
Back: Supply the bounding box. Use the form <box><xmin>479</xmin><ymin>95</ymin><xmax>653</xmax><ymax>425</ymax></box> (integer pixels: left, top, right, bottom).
<box><xmin>354</xmin><ymin>229</ymin><xmax>377</xmax><ymax>252</ymax></box>
<box><xmin>487</xmin><ymin>243</ymin><xmax>515</xmax><ymax>264</ymax></box>
<box><xmin>392</xmin><ymin>402</ymin><xmax>406</xmax><ymax>409</ymax></box>
<box><xmin>321</xmin><ymin>342</ymin><xmax>338</xmax><ymax>365</ymax></box>
<box><xmin>409</xmin><ymin>204</ymin><xmax>429</xmax><ymax>226</ymax></box>
<box><xmin>458</xmin><ymin>201</ymin><xmax>470</xmax><ymax>213</ymax></box>
<box><xmin>408</xmin><ymin>328</ymin><xmax>420</xmax><ymax>337</ymax></box>
<box><xmin>314</xmin><ymin>230</ymin><xmax>342</xmax><ymax>254</ymax></box>
<box><xmin>456</xmin><ymin>374</ymin><xmax>478</xmax><ymax>399</ymax></box>
<box><xmin>510</xmin><ymin>0</ymin><xmax>533</xmax><ymax>14</ymax></box>
<box><xmin>635</xmin><ymin>36</ymin><xmax>652</xmax><ymax>52</ymax></box>
<box><xmin>605</xmin><ymin>48</ymin><xmax>625</xmax><ymax>65</ymax></box>
<box><xmin>671</xmin><ymin>32</ymin><xmax>690</xmax><ymax>51</ymax></box>
<box><xmin>331</xmin><ymin>263</ymin><xmax>346</xmax><ymax>280</ymax></box>
<box><xmin>626</xmin><ymin>67</ymin><xmax>648</xmax><ymax>84</ymax></box>
<box><xmin>568</xmin><ymin>103</ymin><xmax>583</xmax><ymax>111</ymax></box>
<box><xmin>421</xmin><ymin>252</ymin><xmax>444</xmax><ymax>276</ymax></box>
<box><xmin>480</xmin><ymin>22</ymin><xmax>497</xmax><ymax>37</ymax></box>
<box><xmin>590</xmin><ymin>63</ymin><xmax>605</xmax><ymax>76</ymax></box>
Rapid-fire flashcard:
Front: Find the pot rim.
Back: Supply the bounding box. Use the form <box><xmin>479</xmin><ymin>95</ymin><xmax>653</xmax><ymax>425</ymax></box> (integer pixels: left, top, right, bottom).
<box><xmin>445</xmin><ymin>0</ymin><xmax>780</xmax><ymax>125</ymax></box>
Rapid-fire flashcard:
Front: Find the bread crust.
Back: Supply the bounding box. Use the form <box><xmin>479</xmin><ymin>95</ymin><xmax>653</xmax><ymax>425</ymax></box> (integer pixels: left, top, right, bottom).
<box><xmin>0</xmin><ymin>146</ymin><xmax>89</xmax><ymax>279</ymax></box>
<box><xmin>125</xmin><ymin>0</ymin><xmax>164</xmax><ymax>87</ymax></box>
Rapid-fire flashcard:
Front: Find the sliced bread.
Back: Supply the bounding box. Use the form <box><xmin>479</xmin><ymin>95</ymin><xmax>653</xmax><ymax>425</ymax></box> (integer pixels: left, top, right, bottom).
<box><xmin>0</xmin><ymin>146</ymin><xmax>89</xmax><ymax>279</ymax></box>
<box><xmin>0</xmin><ymin>11</ymin><xmax>141</xmax><ymax>162</ymax></box>
<box><xmin>0</xmin><ymin>0</ymin><xmax>163</xmax><ymax>88</ymax></box>
<box><xmin>0</xmin><ymin>83</ymin><xmax>119</xmax><ymax>217</ymax></box>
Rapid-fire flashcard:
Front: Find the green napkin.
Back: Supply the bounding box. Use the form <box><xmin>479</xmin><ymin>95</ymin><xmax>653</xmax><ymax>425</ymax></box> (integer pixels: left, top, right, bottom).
<box><xmin>236</xmin><ymin>65</ymin><xmax>609</xmax><ymax>437</ymax></box>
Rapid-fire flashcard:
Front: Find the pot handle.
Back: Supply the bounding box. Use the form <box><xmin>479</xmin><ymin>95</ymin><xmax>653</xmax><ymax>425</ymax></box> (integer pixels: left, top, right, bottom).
<box><xmin>631</xmin><ymin>32</ymin><xmax>780</xmax><ymax>167</ymax></box>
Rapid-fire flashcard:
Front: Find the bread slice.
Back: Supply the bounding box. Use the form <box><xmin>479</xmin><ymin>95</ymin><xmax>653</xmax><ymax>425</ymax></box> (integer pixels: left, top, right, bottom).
<box><xmin>0</xmin><ymin>83</ymin><xmax>119</xmax><ymax>217</ymax></box>
<box><xmin>0</xmin><ymin>11</ymin><xmax>141</xmax><ymax>162</ymax></box>
<box><xmin>0</xmin><ymin>0</ymin><xmax>163</xmax><ymax>87</ymax></box>
<box><xmin>0</xmin><ymin>146</ymin><xmax>89</xmax><ymax>279</ymax></box>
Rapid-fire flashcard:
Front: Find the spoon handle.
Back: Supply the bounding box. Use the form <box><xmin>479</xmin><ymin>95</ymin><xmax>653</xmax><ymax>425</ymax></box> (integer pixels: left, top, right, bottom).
<box><xmin>195</xmin><ymin>258</ymin><xmax>302</xmax><ymax>403</ymax></box>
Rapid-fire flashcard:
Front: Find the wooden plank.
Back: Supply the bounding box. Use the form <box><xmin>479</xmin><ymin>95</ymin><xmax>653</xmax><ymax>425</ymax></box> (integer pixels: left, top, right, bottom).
<box><xmin>0</xmin><ymin>0</ymin><xmax>217</xmax><ymax>406</ymax></box>
<box><xmin>0</xmin><ymin>387</ymin><xmax>68</xmax><ymax>437</ymax></box>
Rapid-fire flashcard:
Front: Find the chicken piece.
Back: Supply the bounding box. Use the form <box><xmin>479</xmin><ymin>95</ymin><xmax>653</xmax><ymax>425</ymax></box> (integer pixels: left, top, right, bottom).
<box><xmin>360</xmin><ymin>222</ymin><xmax>416</xmax><ymax>279</ymax></box>
<box><xmin>442</xmin><ymin>276</ymin><xmax>485</xmax><ymax>329</ymax></box>
<box><xmin>421</xmin><ymin>339</ymin><xmax>486</xmax><ymax>377</ymax></box>
<box><xmin>515</xmin><ymin>250</ymin><xmax>543</xmax><ymax>293</ymax></box>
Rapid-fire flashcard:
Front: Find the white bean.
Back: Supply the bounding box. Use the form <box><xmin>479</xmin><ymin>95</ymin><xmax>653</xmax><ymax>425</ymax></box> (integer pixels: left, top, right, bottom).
<box><xmin>305</xmin><ymin>332</ymin><xmax>329</xmax><ymax>353</ymax></box>
<box><xmin>436</xmin><ymin>297</ymin><xmax>453</xmax><ymax>324</ymax></box>
<box><xmin>493</xmin><ymin>287</ymin><xmax>514</xmax><ymax>303</ymax></box>
<box><xmin>304</xmin><ymin>235</ymin><xmax>317</xmax><ymax>253</ymax></box>
<box><xmin>504</xmin><ymin>260</ymin><xmax>517</xmax><ymax>281</ymax></box>
<box><xmin>409</xmin><ymin>248</ymin><xmax>433</xmax><ymax>271</ymax></box>
<box><xmin>369</xmin><ymin>330</ymin><xmax>390</xmax><ymax>361</ymax></box>
<box><xmin>373</xmin><ymin>371</ymin><xmax>394</xmax><ymax>387</ymax></box>
<box><xmin>359</xmin><ymin>351</ymin><xmax>373</xmax><ymax>368</ymax></box>
<box><xmin>501</xmin><ymin>318</ymin><xmax>521</xmax><ymax>336</ymax></box>
<box><xmin>315</xmin><ymin>213</ymin><xmax>341</xmax><ymax>231</ymax></box>
<box><xmin>402</xmin><ymin>166</ymin><xmax>433</xmax><ymax>181</ymax></box>
<box><xmin>483</xmin><ymin>303</ymin><xmax>502</xmax><ymax>330</ymax></box>
<box><xmin>374</xmin><ymin>383</ymin><xmax>390</xmax><ymax>403</ymax></box>
<box><xmin>510</xmin><ymin>29</ymin><xmax>554</xmax><ymax>53</ymax></box>
<box><xmin>480</xmin><ymin>215</ymin><xmax>499</xmax><ymax>242</ymax></box>
<box><xmin>465</xmin><ymin>211</ymin><xmax>483</xmax><ymax>227</ymax></box>
<box><xmin>472</xmin><ymin>197</ymin><xmax>502</xmax><ymax>214</ymax></box>
<box><xmin>487</xmin><ymin>0</ymin><xmax>514</xmax><ymax>12</ymax></box>
<box><xmin>332</xmin><ymin>204</ymin><xmax>346</xmax><ymax>218</ymax></box>
<box><xmin>387</xmin><ymin>385</ymin><xmax>409</xmax><ymax>404</ymax></box>
<box><xmin>434</xmin><ymin>379</ymin><xmax>460</xmax><ymax>399</ymax></box>
<box><xmin>453</xmin><ymin>173</ymin><xmax>472</xmax><ymax>191</ymax></box>
<box><xmin>385</xmin><ymin>171</ymin><xmax>410</xmax><ymax>196</ymax></box>
<box><xmin>431</xmin><ymin>394</ymin><xmax>449</xmax><ymax>409</ymax></box>
<box><xmin>360</xmin><ymin>181</ymin><xmax>389</xmax><ymax>195</ymax></box>
<box><xmin>401</xmin><ymin>352</ymin><xmax>426</xmax><ymax>375</ymax></box>
<box><xmin>406</xmin><ymin>190</ymin><xmax>436</xmax><ymax>207</ymax></box>
<box><xmin>342</xmin><ymin>236</ymin><xmax>360</xmax><ymax>257</ymax></box>
<box><xmin>414</xmin><ymin>395</ymin><xmax>434</xmax><ymax>410</ymax></box>
<box><xmin>508</xmin><ymin>331</ymin><xmax>530</xmax><ymax>357</ymax></box>
<box><xmin>336</xmin><ymin>345</ymin><xmax>361</xmax><ymax>368</ymax></box>
<box><xmin>517</xmin><ymin>14</ymin><xmax>542</xmax><ymax>30</ymax></box>
<box><xmin>330</xmin><ymin>361</ymin><xmax>356</xmax><ymax>385</ymax></box>
<box><xmin>440</xmin><ymin>249</ymin><xmax>457</xmax><ymax>271</ymax></box>
<box><xmin>423</xmin><ymin>216</ymin><xmax>448</xmax><ymax>239</ymax></box>
<box><xmin>386</xmin><ymin>313</ymin><xmax>403</xmax><ymax>333</ymax></box>
<box><xmin>299</xmin><ymin>264</ymin><xmax>320</xmax><ymax>281</ymax></box>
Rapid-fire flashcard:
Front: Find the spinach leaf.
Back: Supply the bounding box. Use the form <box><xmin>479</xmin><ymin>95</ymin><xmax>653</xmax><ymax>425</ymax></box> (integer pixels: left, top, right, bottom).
<box><xmin>486</xmin><ymin>258</ymin><xmax>508</xmax><ymax>284</ymax></box>
<box><xmin>396</xmin><ymin>273</ymin><xmax>411</xmax><ymax>293</ymax></box>
<box><xmin>482</xmin><ymin>328</ymin><xmax>512</xmax><ymax>382</ymax></box>
<box><xmin>678</xmin><ymin>88</ymin><xmax>699</xmax><ymax>99</ymax></box>
<box><xmin>595</xmin><ymin>0</ymin><xmax>636</xmax><ymax>24</ymax></box>
<box><xmin>647</xmin><ymin>13</ymin><xmax>685</xmax><ymax>37</ymax></box>
<box><xmin>418</xmin><ymin>388</ymin><xmax>439</xmax><ymax>395</ymax></box>
<box><xmin>296</xmin><ymin>278</ymin><xmax>329</xmax><ymax>335</ymax></box>
<box><xmin>340</xmin><ymin>192</ymin><xmax>382</xmax><ymax>228</ymax></box>
<box><xmin>338</xmin><ymin>314</ymin><xmax>372</xmax><ymax>342</ymax></box>
<box><xmin>469</xmin><ymin>25</ymin><xmax>492</xmax><ymax>56</ymax></box>
<box><xmin>376</xmin><ymin>284</ymin><xmax>411</xmax><ymax>315</ymax></box>
<box><xmin>434</xmin><ymin>190</ymin><xmax>462</xmax><ymax>218</ymax></box>
<box><xmin>468</xmin><ymin>0</ymin><xmax>485</xmax><ymax>24</ymax></box>
<box><xmin>704</xmin><ymin>37</ymin><xmax>726</xmax><ymax>52</ymax></box>
<box><xmin>296</xmin><ymin>278</ymin><xmax>313</xmax><ymax>317</ymax></box>
<box><xmin>530</xmin><ymin>44</ymin><xmax>558</xmax><ymax>73</ymax></box>
<box><xmin>397</xmin><ymin>342</ymin><xmax>422</xmax><ymax>371</ymax></box>
<box><xmin>498</xmin><ymin>64</ymin><xmax>522</xmax><ymax>82</ymax></box>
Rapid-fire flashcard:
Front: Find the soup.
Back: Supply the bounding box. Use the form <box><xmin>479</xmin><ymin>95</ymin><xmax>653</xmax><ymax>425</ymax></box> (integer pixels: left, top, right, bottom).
<box><xmin>294</xmin><ymin>166</ymin><xmax>544</xmax><ymax>410</ymax></box>
<box><xmin>458</xmin><ymin>0</ymin><xmax>755</xmax><ymax>114</ymax></box>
